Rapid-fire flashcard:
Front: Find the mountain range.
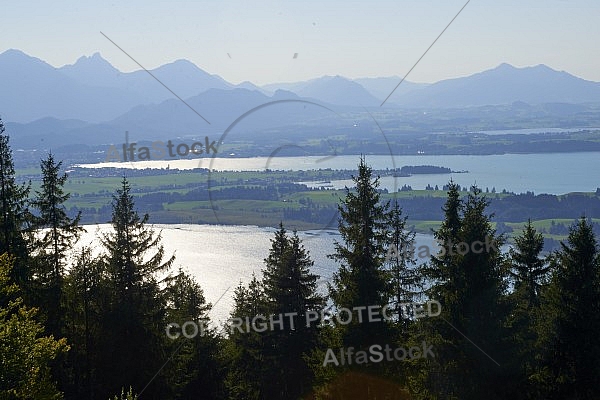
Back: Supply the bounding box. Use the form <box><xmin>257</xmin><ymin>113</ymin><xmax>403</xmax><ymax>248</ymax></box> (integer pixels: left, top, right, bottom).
<box><xmin>2</xmin><ymin>49</ymin><xmax>600</xmax><ymax>149</ymax></box>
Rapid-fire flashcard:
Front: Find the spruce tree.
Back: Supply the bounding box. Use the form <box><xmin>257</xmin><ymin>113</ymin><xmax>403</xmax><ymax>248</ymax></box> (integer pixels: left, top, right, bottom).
<box><xmin>422</xmin><ymin>180</ymin><xmax>462</xmax><ymax>298</ymax></box>
<box><xmin>261</xmin><ymin>225</ymin><xmax>325</xmax><ymax>399</ymax></box>
<box><xmin>224</xmin><ymin>275</ymin><xmax>268</xmax><ymax>400</ymax></box>
<box><xmin>457</xmin><ymin>187</ymin><xmax>509</xmax><ymax>396</ymax></box>
<box><xmin>328</xmin><ymin>157</ymin><xmax>393</xmax><ymax>373</ymax></box>
<box><xmin>0</xmin><ymin>118</ymin><xmax>31</xmax><ymax>289</ymax></box>
<box><xmin>101</xmin><ymin>177</ymin><xmax>174</xmax><ymax>299</ymax></box>
<box><xmin>419</xmin><ymin>185</ymin><xmax>508</xmax><ymax>399</ymax></box>
<box><xmin>418</xmin><ymin>182</ymin><xmax>466</xmax><ymax>398</ymax></box>
<box><xmin>31</xmin><ymin>152</ymin><xmax>82</xmax><ymax>336</ymax></box>
<box><xmin>534</xmin><ymin>217</ymin><xmax>600</xmax><ymax>399</ymax></box>
<box><xmin>63</xmin><ymin>248</ymin><xmax>108</xmax><ymax>399</ymax></box>
<box><xmin>163</xmin><ymin>269</ymin><xmax>225</xmax><ymax>399</ymax></box>
<box><xmin>510</xmin><ymin>219</ymin><xmax>548</xmax><ymax>308</ymax></box>
<box><xmin>506</xmin><ymin>220</ymin><xmax>548</xmax><ymax>397</ymax></box>
<box><xmin>384</xmin><ymin>200</ymin><xmax>419</xmax><ymax>332</ymax></box>
<box><xmin>96</xmin><ymin>177</ymin><xmax>174</xmax><ymax>399</ymax></box>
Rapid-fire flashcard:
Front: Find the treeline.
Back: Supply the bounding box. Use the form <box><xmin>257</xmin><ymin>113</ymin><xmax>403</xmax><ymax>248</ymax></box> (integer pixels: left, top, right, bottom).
<box><xmin>66</xmin><ymin>176</ymin><xmax>600</xmax><ymax>232</ymax></box>
<box><xmin>399</xmin><ymin>165</ymin><xmax>452</xmax><ymax>175</ymax></box>
<box><xmin>2</xmin><ymin>117</ymin><xmax>600</xmax><ymax>399</ymax></box>
<box><xmin>70</xmin><ymin>183</ymin><xmax>319</xmax><ymax>224</ymax></box>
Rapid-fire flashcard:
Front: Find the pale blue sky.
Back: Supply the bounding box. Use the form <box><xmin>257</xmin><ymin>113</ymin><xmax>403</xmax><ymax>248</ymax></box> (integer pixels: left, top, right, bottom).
<box><xmin>2</xmin><ymin>0</ymin><xmax>598</xmax><ymax>85</ymax></box>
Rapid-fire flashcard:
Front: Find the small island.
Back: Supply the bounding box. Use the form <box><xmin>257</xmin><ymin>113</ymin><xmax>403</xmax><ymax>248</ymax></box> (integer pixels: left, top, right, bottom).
<box><xmin>394</xmin><ymin>165</ymin><xmax>454</xmax><ymax>176</ymax></box>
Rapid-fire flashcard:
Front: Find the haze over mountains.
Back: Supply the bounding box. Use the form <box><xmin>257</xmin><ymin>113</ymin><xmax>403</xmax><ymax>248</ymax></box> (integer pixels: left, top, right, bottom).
<box><xmin>2</xmin><ymin>48</ymin><xmax>600</xmax><ymax>149</ymax></box>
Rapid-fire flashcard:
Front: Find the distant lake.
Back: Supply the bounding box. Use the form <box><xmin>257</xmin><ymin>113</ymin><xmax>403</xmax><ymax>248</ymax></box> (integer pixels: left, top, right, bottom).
<box><xmin>78</xmin><ymin>152</ymin><xmax>600</xmax><ymax>195</ymax></box>
<box><xmin>475</xmin><ymin>127</ymin><xmax>600</xmax><ymax>135</ymax></box>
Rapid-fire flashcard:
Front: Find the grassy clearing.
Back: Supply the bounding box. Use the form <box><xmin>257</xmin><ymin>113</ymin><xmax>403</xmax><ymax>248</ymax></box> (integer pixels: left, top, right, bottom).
<box><xmin>410</xmin><ymin>220</ymin><xmax>442</xmax><ymax>234</ymax></box>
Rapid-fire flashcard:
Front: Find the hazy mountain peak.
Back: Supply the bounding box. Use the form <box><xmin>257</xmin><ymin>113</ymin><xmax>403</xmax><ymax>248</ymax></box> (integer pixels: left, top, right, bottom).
<box><xmin>491</xmin><ymin>63</ymin><xmax>559</xmax><ymax>75</ymax></box>
<box><xmin>149</xmin><ymin>59</ymin><xmax>233</xmax><ymax>95</ymax></box>
<box><xmin>494</xmin><ymin>62</ymin><xmax>515</xmax><ymax>71</ymax></box>
<box><xmin>314</xmin><ymin>75</ymin><xmax>348</xmax><ymax>83</ymax></box>
<box><xmin>58</xmin><ymin>52</ymin><xmax>122</xmax><ymax>90</ymax></box>
<box><xmin>272</xmin><ymin>89</ymin><xmax>300</xmax><ymax>98</ymax></box>
<box><xmin>294</xmin><ymin>75</ymin><xmax>379</xmax><ymax>106</ymax></box>
<box><xmin>169</xmin><ymin>58</ymin><xmax>195</xmax><ymax>66</ymax></box>
<box><xmin>74</xmin><ymin>51</ymin><xmax>107</xmax><ymax>63</ymax></box>
<box><xmin>1</xmin><ymin>48</ymin><xmax>30</xmax><ymax>58</ymax></box>
<box><xmin>155</xmin><ymin>58</ymin><xmax>204</xmax><ymax>73</ymax></box>
<box><xmin>68</xmin><ymin>52</ymin><xmax>118</xmax><ymax>71</ymax></box>
<box><xmin>0</xmin><ymin>49</ymin><xmax>51</xmax><ymax>67</ymax></box>
<box><xmin>395</xmin><ymin>62</ymin><xmax>600</xmax><ymax>107</ymax></box>
<box><xmin>235</xmin><ymin>81</ymin><xmax>266</xmax><ymax>93</ymax></box>
<box><xmin>526</xmin><ymin>64</ymin><xmax>572</xmax><ymax>78</ymax></box>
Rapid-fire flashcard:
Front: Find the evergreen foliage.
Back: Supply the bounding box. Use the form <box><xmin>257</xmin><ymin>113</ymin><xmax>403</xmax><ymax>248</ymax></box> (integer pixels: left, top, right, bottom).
<box><xmin>224</xmin><ymin>275</ymin><xmax>268</xmax><ymax>400</ymax></box>
<box><xmin>385</xmin><ymin>200</ymin><xmax>420</xmax><ymax>331</ymax></box>
<box><xmin>30</xmin><ymin>152</ymin><xmax>82</xmax><ymax>336</ymax></box>
<box><xmin>533</xmin><ymin>217</ymin><xmax>600</xmax><ymax>399</ymax></box>
<box><xmin>328</xmin><ymin>156</ymin><xmax>392</xmax><ymax>349</ymax></box>
<box><xmin>94</xmin><ymin>177</ymin><xmax>175</xmax><ymax>399</ymax></box>
<box><xmin>0</xmin><ymin>147</ymin><xmax>599</xmax><ymax>399</ymax></box>
<box><xmin>419</xmin><ymin>185</ymin><xmax>509</xmax><ymax>399</ymax></box>
<box><xmin>506</xmin><ymin>219</ymin><xmax>549</xmax><ymax>395</ymax></box>
<box><xmin>163</xmin><ymin>269</ymin><xmax>225</xmax><ymax>399</ymax></box>
<box><xmin>0</xmin><ymin>254</ymin><xmax>69</xmax><ymax>399</ymax></box>
<box><xmin>0</xmin><ymin>118</ymin><xmax>31</xmax><ymax>290</ymax></box>
<box><xmin>261</xmin><ymin>224</ymin><xmax>325</xmax><ymax>399</ymax></box>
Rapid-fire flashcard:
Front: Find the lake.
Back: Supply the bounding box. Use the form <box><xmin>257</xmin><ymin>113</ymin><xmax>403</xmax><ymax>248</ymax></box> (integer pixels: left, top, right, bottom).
<box><xmin>75</xmin><ymin>224</ymin><xmax>437</xmax><ymax>326</ymax></box>
<box><xmin>71</xmin><ymin>150</ymin><xmax>588</xmax><ymax>324</ymax></box>
<box><xmin>77</xmin><ymin>152</ymin><xmax>600</xmax><ymax>195</ymax></box>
